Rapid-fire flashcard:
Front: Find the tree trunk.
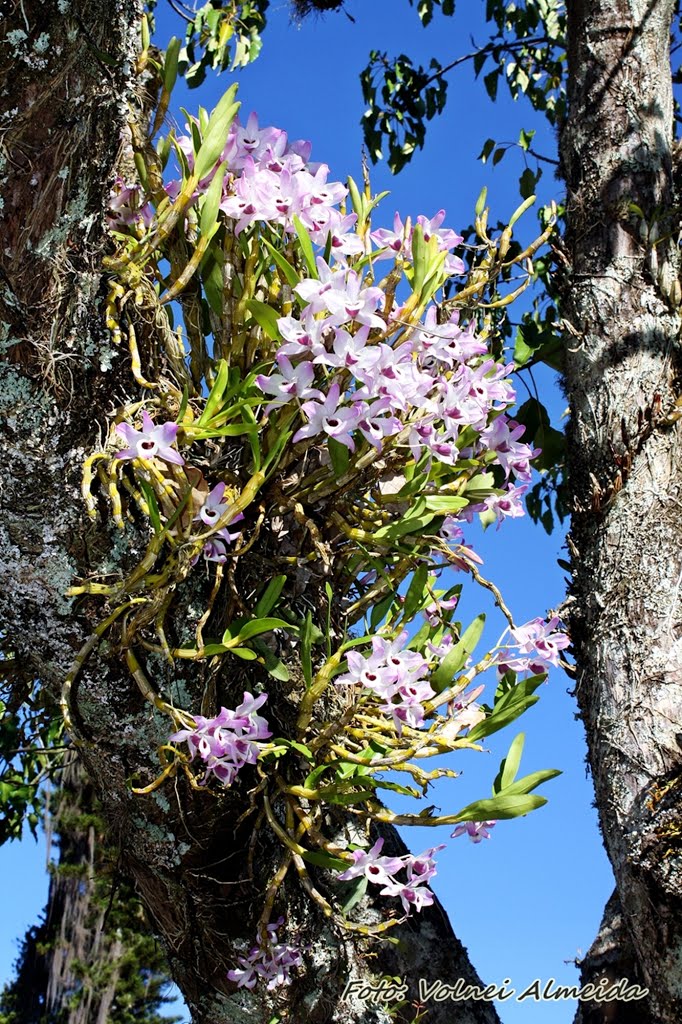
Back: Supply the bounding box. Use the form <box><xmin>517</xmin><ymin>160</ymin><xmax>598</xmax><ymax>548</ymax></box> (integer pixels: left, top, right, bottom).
<box><xmin>561</xmin><ymin>1</ymin><xmax>682</xmax><ymax>1020</ymax></box>
<box><xmin>0</xmin><ymin>3</ymin><xmax>499</xmax><ymax>1022</ymax></box>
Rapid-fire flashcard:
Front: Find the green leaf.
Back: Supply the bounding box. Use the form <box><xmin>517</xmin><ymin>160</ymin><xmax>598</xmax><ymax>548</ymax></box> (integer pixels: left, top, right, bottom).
<box><xmin>431</xmin><ymin>614</ymin><xmax>486</xmax><ymax>693</ymax></box>
<box><xmin>200</xmin><ymin>249</ymin><xmax>224</xmax><ymax>316</ymax></box>
<box><xmin>189</xmin><ymin>422</ymin><xmax>260</xmax><ymax>440</ymax></box>
<box><xmin>406</xmin><ymin>621</ymin><xmax>431</xmax><ymax>653</ymax></box>
<box><xmin>454</xmin><ymin>793</ymin><xmax>547</xmax><ymax>821</ymax></box>
<box><xmin>479</xmin><ymin>137</ymin><xmax>496</xmax><ymax>163</ymax></box>
<box><xmin>163</xmin><ymin>36</ymin><xmax>182</xmax><ymax>92</ymax></box>
<box><xmin>301</xmin><ymin>610</ymin><xmax>314</xmax><ymax>688</ymax></box>
<box><xmin>263</xmin><ymin>426</ymin><xmax>293</xmax><ymax>476</ymax></box>
<box><xmin>370</xmin><ymin>592</ymin><xmax>396</xmax><ymax>631</ymax></box>
<box><xmin>464</xmin><ymin>472</ymin><xmax>497</xmax><ymax>500</ymax></box>
<box><xmin>513</xmin><ymin>326</ymin><xmax>537</xmax><ymax>367</ymax></box>
<box><xmin>328</xmin><ymin>437</ymin><xmax>350</xmax><ymax>476</ymax></box>
<box><xmin>424</xmin><ymin>495</ymin><xmax>469</xmax><ymax>513</ymax></box>
<box><xmin>250</xmin><ymin>638</ymin><xmax>290</xmax><ymax>681</ymax></box>
<box><xmin>285</xmin><ymin>739</ymin><xmax>314</xmax><ymax>761</ymax></box>
<box><xmin>473</xmin><ymin>49</ymin><xmax>487</xmax><ymax>76</ymax></box>
<box><xmin>468</xmin><ymin>675</ymin><xmax>545</xmax><ymax>741</ymax></box>
<box><xmin>402</xmin><ymin>563</ymin><xmax>430</xmax><ymax>623</ymax></box>
<box><xmin>199</xmin><ymin>162</ymin><xmax>227</xmax><ymax>238</ymax></box>
<box><xmin>292</xmin><ymin>215</ymin><xmax>318</xmax><ymax>278</ymax></box>
<box><xmin>244</xmin><ymin>299</ymin><xmax>281</xmax><ymax>340</ymax></box>
<box><xmin>501</xmin><ymin>768</ymin><xmax>562</xmax><ymax>797</ymax></box>
<box><xmin>170</xmin><ymin>132</ymin><xmax>191</xmax><ymax>182</ymax></box>
<box><xmin>201</xmin><ymin>643</ymin><xmax>228</xmax><ymax>656</ymax></box>
<box><xmin>513</xmin><ymin>398</ymin><xmax>565</xmax><ymax>473</ymax></box>
<box><xmin>138</xmin><ymin>479</ymin><xmax>161</xmax><ymax>534</ymax></box>
<box><xmin>411</xmin><ymin>223</ymin><xmax>427</xmax><ymax>292</ymax></box>
<box><xmin>374</xmin><ymin>779</ymin><xmax>420</xmax><ymax>798</ymax></box>
<box><xmin>198</xmin><ymin>359</ymin><xmax>229</xmax><ymax>425</ymax></box>
<box><xmin>254</xmin><ymin>575</ymin><xmax>287</xmax><ymax>617</ymax></box>
<box><xmin>223</xmin><ymin>617</ymin><xmax>291</xmax><ymax>646</ymax></box>
<box><xmin>347</xmin><ymin>175</ymin><xmax>364</xmax><ymax>218</ymax></box>
<box><xmin>336</xmin><ymin>759</ymin><xmax>371</xmax><ymax>780</ymax></box>
<box><xmin>374</xmin><ymin>497</ymin><xmax>434</xmax><ymax>540</ymax></box>
<box><xmin>262</xmin><ymin>238</ymin><xmax>300</xmax><ymax>288</ymax></box>
<box><xmin>176</xmin><ymin>385</ymin><xmax>190</xmax><ymax>426</ymax></box>
<box><xmin>484</xmin><ymin>68</ymin><xmax>499</xmax><ymax>101</ymax></box>
<box><xmin>519</xmin><ymin>167</ymin><xmax>539</xmax><ymax>200</ymax></box>
<box><xmin>417</xmin><ymin>0</ymin><xmax>434</xmax><ymax>26</ymax></box>
<box><xmin>229</xmin><ymin>647</ymin><xmax>259</xmax><ymax>661</ymax></box>
<box><xmin>494</xmin><ymin>732</ymin><xmax>525</xmax><ymax>794</ymax></box>
<box><xmin>340</xmin><ymin>874</ymin><xmax>368</xmax><ymax>913</ymax></box>
<box><xmin>194</xmin><ymin>84</ymin><xmax>240</xmax><ymax>180</ymax></box>
<box><xmin>301</xmin><ymin>849</ymin><xmax>348</xmax><ymax>872</ymax></box>
<box><xmin>305</xmin><ymin>764</ymin><xmax>330</xmax><ymax>789</ymax></box>
<box><xmin>323</xmin><ymin>789</ymin><xmax>375</xmax><ymax>806</ymax></box>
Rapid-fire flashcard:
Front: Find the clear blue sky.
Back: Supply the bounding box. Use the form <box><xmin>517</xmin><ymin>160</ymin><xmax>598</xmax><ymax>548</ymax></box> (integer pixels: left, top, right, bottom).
<box><xmin>1</xmin><ymin>3</ymin><xmax>614</xmax><ymax>1022</ymax></box>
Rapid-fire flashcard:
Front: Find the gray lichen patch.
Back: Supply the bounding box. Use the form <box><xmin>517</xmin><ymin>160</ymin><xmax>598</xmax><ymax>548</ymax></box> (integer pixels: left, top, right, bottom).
<box><xmin>0</xmin><ymin>363</ymin><xmax>50</xmax><ymax>432</ymax></box>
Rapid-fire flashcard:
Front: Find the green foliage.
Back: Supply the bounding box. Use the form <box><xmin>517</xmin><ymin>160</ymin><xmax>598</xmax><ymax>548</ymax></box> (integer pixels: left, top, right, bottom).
<box><xmin>409</xmin><ymin>0</ymin><xmax>456</xmax><ymax>27</ymax></box>
<box><xmin>177</xmin><ymin>0</ymin><xmax>269</xmax><ymax>87</ymax></box>
<box><xmin>469</xmin><ymin>672</ymin><xmax>546</xmax><ymax>741</ymax></box>
<box><xmin>0</xmin><ymin>665</ymin><xmax>64</xmax><ymax>847</ymax></box>
<box><xmin>361</xmin><ymin>52</ymin><xmax>448</xmax><ymax>172</ymax></box>
<box><xmin>478</xmin><ymin>0</ymin><xmax>566</xmax><ymax>121</ymax></box>
<box><xmin>359</xmin><ymin>0</ymin><xmax>566</xmax><ymax>174</ymax></box>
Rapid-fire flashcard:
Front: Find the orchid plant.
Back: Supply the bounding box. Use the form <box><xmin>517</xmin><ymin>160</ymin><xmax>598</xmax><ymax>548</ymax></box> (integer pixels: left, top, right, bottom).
<box><xmin>66</xmin><ymin>24</ymin><xmax>566</xmax><ymax>993</ymax></box>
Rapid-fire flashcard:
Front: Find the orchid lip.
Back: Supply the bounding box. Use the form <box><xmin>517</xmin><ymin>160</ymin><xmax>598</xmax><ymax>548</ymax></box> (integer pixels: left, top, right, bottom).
<box><xmin>138</xmin><ymin>440</ymin><xmax>158</xmax><ymax>456</ymax></box>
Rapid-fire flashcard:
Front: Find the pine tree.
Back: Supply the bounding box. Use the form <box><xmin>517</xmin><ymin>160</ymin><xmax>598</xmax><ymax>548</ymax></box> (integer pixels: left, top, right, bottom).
<box><xmin>0</xmin><ymin>756</ymin><xmax>179</xmax><ymax>1024</ymax></box>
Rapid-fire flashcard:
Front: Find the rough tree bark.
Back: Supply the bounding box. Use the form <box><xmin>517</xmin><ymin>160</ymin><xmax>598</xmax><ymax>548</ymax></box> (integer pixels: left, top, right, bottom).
<box><xmin>0</xmin><ymin>3</ymin><xmax>499</xmax><ymax>1022</ymax></box>
<box><xmin>560</xmin><ymin>1</ymin><xmax>682</xmax><ymax>1020</ymax></box>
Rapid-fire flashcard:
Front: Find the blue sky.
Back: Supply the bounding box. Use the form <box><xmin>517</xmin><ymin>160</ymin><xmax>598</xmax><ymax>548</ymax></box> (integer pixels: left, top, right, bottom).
<box><xmin>0</xmin><ymin>3</ymin><xmax>615</xmax><ymax>1022</ymax></box>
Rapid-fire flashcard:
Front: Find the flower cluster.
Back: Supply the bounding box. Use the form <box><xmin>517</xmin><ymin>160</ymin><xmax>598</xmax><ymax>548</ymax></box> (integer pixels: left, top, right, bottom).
<box><xmin>169</xmin><ymin>693</ymin><xmax>271</xmax><ymax>786</ymax></box>
<box><xmin>193</xmin><ymin>482</ymin><xmax>244</xmax><ymax>563</ymax></box>
<box><xmin>260</xmin><ymin>279</ymin><xmax>535</xmax><ymax>474</ymax></box>
<box><xmin>371</xmin><ymin>209</ymin><xmax>466</xmax><ymax>277</ymax></box>
<box><xmin>175</xmin><ymin>113</ymin><xmax>537</xmax><ymax>488</ymax></box>
<box><xmin>335</xmin><ymin>630</ymin><xmax>435</xmax><ymax>734</ymax></box>
<box><xmin>110</xmin><ymin>112</ymin><xmax>540</xmax><ymax>517</ymax></box>
<box><xmin>336</xmin><ymin>837</ymin><xmax>445</xmax><ymax>915</ymax></box>
<box><xmin>495</xmin><ymin>616</ymin><xmax>570</xmax><ymax>676</ymax></box>
<box><xmin>174</xmin><ymin>110</ymin><xmax>361</xmax><ymax>254</ymax></box>
<box><xmin>107</xmin><ymin>174</ymin><xmax>154</xmax><ymax>230</ymax></box>
<box><xmin>253</xmin><ymin>247</ymin><xmax>537</xmax><ymax>495</ymax></box>
<box><xmin>227</xmin><ymin>918</ymin><xmax>302</xmax><ymax>990</ymax></box>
